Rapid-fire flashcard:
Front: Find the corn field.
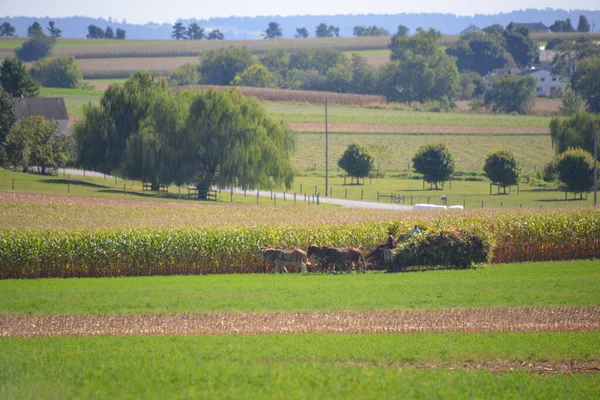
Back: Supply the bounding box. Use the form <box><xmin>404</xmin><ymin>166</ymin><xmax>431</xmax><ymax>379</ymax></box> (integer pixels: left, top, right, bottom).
<box><xmin>180</xmin><ymin>85</ymin><xmax>387</xmax><ymax>106</ymax></box>
<box><xmin>1</xmin><ymin>209</ymin><xmax>599</xmax><ymax>278</ymax></box>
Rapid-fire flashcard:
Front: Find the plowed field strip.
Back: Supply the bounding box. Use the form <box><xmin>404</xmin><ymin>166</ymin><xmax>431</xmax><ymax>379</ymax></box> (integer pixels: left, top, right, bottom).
<box><xmin>389</xmin><ymin>361</ymin><xmax>600</xmax><ymax>376</ymax></box>
<box><xmin>289</xmin><ymin>122</ymin><xmax>548</xmax><ymax>134</ymax></box>
<box><xmin>2</xmin><ymin>307</ymin><xmax>598</xmax><ymax>337</ymax></box>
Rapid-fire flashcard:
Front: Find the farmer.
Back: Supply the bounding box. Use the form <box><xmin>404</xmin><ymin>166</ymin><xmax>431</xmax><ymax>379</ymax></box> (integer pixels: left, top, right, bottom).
<box><xmin>387</xmin><ymin>232</ymin><xmax>396</xmax><ymax>249</ymax></box>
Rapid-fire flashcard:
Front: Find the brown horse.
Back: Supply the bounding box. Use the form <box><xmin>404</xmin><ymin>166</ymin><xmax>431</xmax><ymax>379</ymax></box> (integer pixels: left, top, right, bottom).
<box><xmin>307</xmin><ymin>245</ymin><xmax>366</xmax><ymax>274</ymax></box>
<box><xmin>261</xmin><ymin>248</ymin><xmax>310</xmax><ymax>273</ymax></box>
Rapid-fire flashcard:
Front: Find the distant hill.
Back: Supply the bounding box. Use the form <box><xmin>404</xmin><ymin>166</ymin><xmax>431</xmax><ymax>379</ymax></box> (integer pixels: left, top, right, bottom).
<box><xmin>1</xmin><ymin>9</ymin><xmax>599</xmax><ymax>40</ymax></box>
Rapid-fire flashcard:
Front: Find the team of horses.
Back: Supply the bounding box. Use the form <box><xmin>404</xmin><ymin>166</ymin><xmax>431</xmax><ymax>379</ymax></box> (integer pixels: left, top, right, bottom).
<box><xmin>261</xmin><ymin>245</ymin><xmax>367</xmax><ymax>274</ymax></box>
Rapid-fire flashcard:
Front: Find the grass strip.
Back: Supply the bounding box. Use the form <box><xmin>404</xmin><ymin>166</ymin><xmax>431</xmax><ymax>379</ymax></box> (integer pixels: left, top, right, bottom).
<box><xmin>1</xmin><ymin>333</ymin><xmax>598</xmax><ymax>399</ymax></box>
<box><xmin>0</xmin><ymin>261</ymin><xmax>598</xmax><ymax>315</ymax></box>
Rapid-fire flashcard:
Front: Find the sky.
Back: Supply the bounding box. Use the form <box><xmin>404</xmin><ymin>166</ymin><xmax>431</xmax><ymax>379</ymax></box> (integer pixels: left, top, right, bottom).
<box><xmin>1</xmin><ymin>1</ymin><xmax>599</xmax><ymax>24</ymax></box>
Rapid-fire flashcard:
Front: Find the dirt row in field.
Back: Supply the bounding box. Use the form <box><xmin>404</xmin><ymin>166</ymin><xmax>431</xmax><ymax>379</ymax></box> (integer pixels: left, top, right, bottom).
<box><xmin>288</xmin><ymin>122</ymin><xmax>549</xmax><ymax>134</ymax></box>
<box><xmin>400</xmin><ymin>361</ymin><xmax>600</xmax><ymax>376</ymax></box>
<box><xmin>2</xmin><ymin>307</ymin><xmax>597</xmax><ymax>338</ymax></box>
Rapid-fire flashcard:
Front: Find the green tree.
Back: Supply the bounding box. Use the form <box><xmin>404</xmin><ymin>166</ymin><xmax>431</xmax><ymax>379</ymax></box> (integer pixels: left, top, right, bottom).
<box><xmin>446</xmin><ymin>31</ymin><xmax>509</xmax><ymax>75</ymax></box>
<box><xmin>577</xmin><ymin>15</ymin><xmax>591</xmax><ymax>33</ymax></box>
<box><xmin>30</xmin><ymin>55</ymin><xmax>82</xmax><ymax>88</ymax></box>
<box><xmin>105</xmin><ymin>26</ymin><xmax>115</xmax><ymax>39</ymax></box>
<box><xmin>384</xmin><ymin>28</ymin><xmax>460</xmax><ymax>104</ymax></box>
<box><xmin>483</xmin><ymin>149</ymin><xmax>520</xmax><ymax>193</ymax></box>
<box><xmin>348</xmin><ymin>53</ymin><xmax>376</xmax><ymax>94</ymax></box>
<box><xmin>482</xmin><ymin>24</ymin><xmax>504</xmax><ymax>36</ymax></box>
<box><xmin>571</xmin><ymin>55</ymin><xmax>600</xmax><ymax>113</ymax></box>
<box><xmin>115</xmin><ymin>28</ymin><xmax>126</xmax><ymax>40</ymax></box>
<box><xmin>315</xmin><ymin>23</ymin><xmax>339</xmax><ymax>38</ymax></box>
<box><xmin>187</xmin><ymin>23</ymin><xmax>204</xmax><ymax>40</ymax></box>
<box><xmin>46</xmin><ymin>21</ymin><xmax>61</xmax><ymax>38</ymax></box>
<box><xmin>0</xmin><ymin>22</ymin><xmax>16</xmax><ymax>37</ymax></box>
<box><xmin>295</xmin><ymin>27</ymin><xmax>309</xmax><ymax>38</ymax></box>
<box><xmin>549</xmin><ymin>112</ymin><xmax>600</xmax><ymax>156</ymax></box>
<box><xmin>556</xmin><ymin>148</ymin><xmax>595</xmax><ymax>199</ymax></box>
<box><xmin>484</xmin><ymin>74</ymin><xmax>536</xmax><ymax>114</ymax></box>
<box><xmin>232</xmin><ymin>64</ymin><xmax>274</xmax><ymax>87</ymax></box>
<box><xmin>27</xmin><ymin>22</ymin><xmax>43</xmax><ymax>37</ymax></box>
<box><xmin>324</xmin><ymin>64</ymin><xmax>352</xmax><ymax>93</ymax></box>
<box><xmin>177</xmin><ymin>89</ymin><xmax>295</xmax><ymax>196</ymax></box>
<box><xmin>412</xmin><ymin>142</ymin><xmax>455</xmax><ymax>189</ymax></box>
<box><xmin>396</xmin><ymin>25</ymin><xmax>409</xmax><ymax>36</ymax></box>
<box><xmin>368</xmin><ymin>143</ymin><xmax>392</xmax><ymax>177</ymax></box>
<box><xmin>263</xmin><ymin>22</ymin><xmax>282</xmax><ymax>39</ymax></box>
<box><xmin>544</xmin><ymin>37</ymin><xmax>564</xmax><ymax>50</ymax></box>
<box><xmin>0</xmin><ymin>87</ymin><xmax>17</xmax><ymax>148</ymax></box>
<box><xmin>338</xmin><ymin>143</ymin><xmax>374</xmax><ymax>184</ymax></box>
<box><xmin>550</xmin><ymin>19</ymin><xmax>574</xmax><ymax>32</ymax></box>
<box><xmin>172</xmin><ymin>22</ymin><xmax>186</xmax><ymax>40</ymax></box>
<box><xmin>206</xmin><ymin>30</ymin><xmax>224</xmax><ymax>40</ymax></box>
<box><xmin>560</xmin><ymin>85</ymin><xmax>584</xmax><ymax>116</ymax></box>
<box><xmin>15</xmin><ymin>35</ymin><xmax>55</xmax><ymax>61</ymax></box>
<box><xmin>459</xmin><ymin>71</ymin><xmax>485</xmax><ymax>100</ymax></box>
<box><xmin>2</xmin><ymin>116</ymin><xmax>68</xmax><ymax>174</ymax></box>
<box><xmin>74</xmin><ymin>72</ymin><xmax>168</xmax><ymax>174</ymax></box>
<box><xmin>503</xmin><ymin>23</ymin><xmax>538</xmax><ymax>67</ymax></box>
<box><xmin>0</xmin><ymin>58</ymin><xmax>40</xmax><ymax>96</ymax></box>
<box><xmin>169</xmin><ymin>64</ymin><xmax>200</xmax><ymax>86</ymax></box>
<box><xmin>353</xmin><ymin>25</ymin><xmax>389</xmax><ymax>36</ymax></box>
<box><xmin>198</xmin><ymin>46</ymin><xmax>254</xmax><ymax>85</ymax></box>
<box><xmin>87</xmin><ymin>25</ymin><xmax>105</xmax><ymax>39</ymax></box>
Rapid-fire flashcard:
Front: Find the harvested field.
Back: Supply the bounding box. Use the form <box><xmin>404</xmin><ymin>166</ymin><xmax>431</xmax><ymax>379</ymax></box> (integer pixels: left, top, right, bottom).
<box><xmin>289</xmin><ymin>122</ymin><xmax>548</xmax><ymax>134</ymax></box>
<box><xmin>456</xmin><ymin>98</ymin><xmax>562</xmax><ymax>115</ymax></box>
<box><xmin>2</xmin><ymin>307</ymin><xmax>597</xmax><ymax>337</ymax></box>
<box><xmin>78</xmin><ymin>56</ymin><xmax>198</xmax><ymax>73</ymax></box>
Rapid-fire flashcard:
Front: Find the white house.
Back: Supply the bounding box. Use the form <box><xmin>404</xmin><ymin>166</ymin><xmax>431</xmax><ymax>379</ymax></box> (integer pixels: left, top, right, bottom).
<box><xmin>519</xmin><ymin>68</ymin><xmax>564</xmax><ymax>97</ymax></box>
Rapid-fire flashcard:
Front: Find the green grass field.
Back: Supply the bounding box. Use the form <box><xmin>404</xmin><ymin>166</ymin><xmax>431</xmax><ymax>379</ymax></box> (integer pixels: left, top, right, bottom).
<box><xmin>1</xmin><ymin>165</ymin><xmax>592</xmax><ymax>210</ymax></box>
<box><xmin>0</xmin><ymin>260</ymin><xmax>597</xmax><ymax>315</ymax></box>
<box><xmin>1</xmin><ymin>333</ymin><xmax>598</xmax><ymax>399</ymax></box>
<box><xmin>266</xmin><ymin>103</ymin><xmax>550</xmax><ymax>128</ymax></box>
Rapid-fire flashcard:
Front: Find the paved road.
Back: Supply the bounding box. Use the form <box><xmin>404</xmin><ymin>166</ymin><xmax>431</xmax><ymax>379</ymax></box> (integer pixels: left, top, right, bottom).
<box><xmin>61</xmin><ymin>168</ymin><xmax>413</xmax><ymax>210</ymax></box>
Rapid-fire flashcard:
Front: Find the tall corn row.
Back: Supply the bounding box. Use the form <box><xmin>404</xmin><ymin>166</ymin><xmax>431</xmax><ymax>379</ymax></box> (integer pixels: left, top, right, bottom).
<box><xmin>1</xmin><ymin>210</ymin><xmax>599</xmax><ymax>278</ymax></box>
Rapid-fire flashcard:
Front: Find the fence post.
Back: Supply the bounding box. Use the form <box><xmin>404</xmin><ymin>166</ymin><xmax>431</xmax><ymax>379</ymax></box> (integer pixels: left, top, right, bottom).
<box><xmin>178</xmin><ymin>187</ymin><xmax>181</xmax><ymax>199</ymax></box>
<box><xmin>314</xmin><ymin>185</ymin><xmax>317</xmax><ymax>196</ymax></box>
<box><xmin>274</xmin><ymin>194</ymin><xmax>276</xmax><ymax>205</ymax></box>
<box><xmin>317</xmin><ymin>193</ymin><xmax>320</xmax><ymax>205</ymax></box>
<box><xmin>410</xmin><ymin>196</ymin><xmax>413</xmax><ymax>205</ymax></box>
<box><xmin>377</xmin><ymin>191</ymin><xmax>380</xmax><ymax>202</ymax></box>
<box><xmin>361</xmin><ymin>190</ymin><xmax>364</xmax><ymax>200</ymax></box>
<box><xmin>67</xmin><ymin>180</ymin><xmax>70</xmax><ymax>193</ymax></box>
<box><xmin>283</xmin><ymin>192</ymin><xmax>286</xmax><ymax>202</ymax></box>
<box><xmin>481</xmin><ymin>201</ymin><xmax>484</xmax><ymax>208</ymax></box>
<box><xmin>450</xmin><ymin>178</ymin><xmax>452</xmax><ymax>190</ymax></box>
<box><xmin>270</xmin><ymin>191</ymin><xmax>273</xmax><ymax>200</ymax></box>
<box><xmin>123</xmin><ymin>185</ymin><xmax>126</xmax><ymax>195</ymax></box>
<box><xmin>244</xmin><ymin>189</ymin><xmax>246</xmax><ymax>197</ymax></box>
<box><xmin>294</xmin><ymin>193</ymin><xmax>296</xmax><ymax>205</ymax></box>
<box><xmin>300</xmin><ymin>183</ymin><xmax>303</xmax><ymax>193</ymax></box>
<box><xmin>12</xmin><ymin>178</ymin><xmax>14</xmax><ymax>191</ymax></box>
<box><xmin>329</xmin><ymin>187</ymin><xmax>332</xmax><ymax>197</ymax></box>
<box><xmin>463</xmin><ymin>199</ymin><xmax>466</xmax><ymax>209</ymax></box>
<box><xmin>257</xmin><ymin>191</ymin><xmax>259</xmax><ymax>204</ymax></box>
<box><xmin>115</xmin><ymin>176</ymin><xmax>117</xmax><ymax>186</ymax></box>
<box><xmin>230</xmin><ymin>189</ymin><xmax>233</xmax><ymax>203</ymax></box>
<box><xmin>345</xmin><ymin>188</ymin><xmax>347</xmax><ymax>199</ymax></box>
<box><xmin>427</xmin><ymin>196</ymin><xmax>430</xmax><ymax>204</ymax></box>
<box><xmin>500</xmin><ymin>202</ymin><xmax>503</xmax><ymax>209</ymax></box>
<box><xmin>390</xmin><ymin>192</ymin><xmax>393</xmax><ymax>203</ymax></box>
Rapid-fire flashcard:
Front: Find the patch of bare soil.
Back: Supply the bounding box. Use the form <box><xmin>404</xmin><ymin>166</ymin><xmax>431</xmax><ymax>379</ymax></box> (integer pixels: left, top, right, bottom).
<box><xmin>1</xmin><ymin>307</ymin><xmax>597</xmax><ymax>338</ymax></box>
<box><xmin>289</xmin><ymin>122</ymin><xmax>548</xmax><ymax>134</ymax></box>
<box><xmin>401</xmin><ymin>360</ymin><xmax>600</xmax><ymax>376</ymax></box>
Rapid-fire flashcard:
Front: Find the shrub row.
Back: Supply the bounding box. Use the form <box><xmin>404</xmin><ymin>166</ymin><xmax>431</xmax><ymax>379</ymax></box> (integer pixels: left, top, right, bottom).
<box><xmin>1</xmin><ymin>209</ymin><xmax>599</xmax><ymax>278</ymax></box>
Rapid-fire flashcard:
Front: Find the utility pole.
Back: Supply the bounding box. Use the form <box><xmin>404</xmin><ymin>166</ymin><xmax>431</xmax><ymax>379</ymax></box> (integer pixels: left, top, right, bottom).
<box><xmin>325</xmin><ymin>97</ymin><xmax>329</xmax><ymax>197</ymax></box>
<box><xmin>594</xmin><ymin>120</ymin><xmax>598</xmax><ymax>206</ymax></box>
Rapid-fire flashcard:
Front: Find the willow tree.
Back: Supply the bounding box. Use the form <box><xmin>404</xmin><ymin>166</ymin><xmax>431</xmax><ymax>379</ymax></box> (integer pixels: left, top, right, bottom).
<box><xmin>74</xmin><ymin>72</ymin><xmax>168</xmax><ymax>176</ymax></box>
<box><xmin>550</xmin><ymin>112</ymin><xmax>600</xmax><ymax>156</ymax></box>
<box><xmin>175</xmin><ymin>89</ymin><xmax>295</xmax><ymax>198</ymax></box>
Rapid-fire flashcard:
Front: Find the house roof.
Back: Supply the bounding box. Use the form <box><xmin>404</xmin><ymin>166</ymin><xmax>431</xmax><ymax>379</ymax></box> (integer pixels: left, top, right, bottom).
<box><xmin>12</xmin><ymin>97</ymin><xmax>69</xmax><ymax>121</ymax></box>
